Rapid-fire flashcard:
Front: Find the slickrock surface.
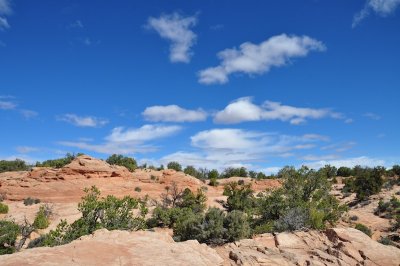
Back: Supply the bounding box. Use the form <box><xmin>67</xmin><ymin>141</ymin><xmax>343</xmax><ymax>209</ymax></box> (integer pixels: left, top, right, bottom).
<box><xmin>216</xmin><ymin>227</ymin><xmax>400</xmax><ymax>266</ymax></box>
<box><xmin>0</xmin><ymin>229</ymin><xmax>224</xmax><ymax>266</ymax></box>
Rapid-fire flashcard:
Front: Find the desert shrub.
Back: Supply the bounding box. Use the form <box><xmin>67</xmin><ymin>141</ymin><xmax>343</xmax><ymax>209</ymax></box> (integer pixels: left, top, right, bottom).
<box><xmin>36</xmin><ymin>153</ymin><xmax>82</xmax><ymax>168</ymax></box>
<box><xmin>0</xmin><ymin>159</ymin><xmax>29</xmax><ymax>173</ymax></box>
<box><xmin>208</xmin><ymin>169</ymin><xmax>219</xmax><ymax>179</ymax></box>
<box><xmin>134</xmin><ymin>187</ymin><xmax>142</xmax><ymax>192</ymax></box>
<box><xmin>0</xmin><ymin>220</ymin><xmax>19</xmax><ymax>255</ymax></box>
<box><xmin>33</xmin><ymin>205</ymin><xmax>51</xmax><ymax>229</ymax></box>
<box><xmin>392</xmin><ymin>165</ymin><xmax>400</xmax><ymax>176</ymax></box>
<box><xmin>0</xmin><ymin>203</ymin><xmax>8</xmax><ymax>214</ymax></box>
<box><xmin>238</xmin><ymin>179</ymin><xmax>245</xmax><ymax>185</ymax></box>
<box><xmin>183</xmin><ymin>166</ymin><xmax>198</xmax><ymax>177</ymax></box>
<box><xmin>220</xmin><ymin>167</ymin><xmax>248</xmax><ymax>178</ymax></box>
<box><xmin>209</xmin><ymin>176</ymin><xmax>219</xmax><ymax>186</ymax></box>
<box><xmin>36</xmin><ymin>186</ymin><xmax>146</xmax><ymax>247</ymax></box>
<box><xmin>106</xmin><ymin>154</ymin><xmax>137</xmax><ymax>172</ymax></box>
<box><xmin>255</xmin><ymin>166</ymin><xmax>346</xmax><ymax>232</ymax></box>
<box><xmin>224</xmin><ymin>210</ymin><xmax>251</xmax><ymax>241</ymax></box>
<box><xmin>379</xmin><ymin>236</ymin><xmax>394</xmax><ymax>246</ymax></box>
<box><xmin>177</xmin><ymin>188</ymin><xmax>207</xmax><ymax>213</ymax></box>
<box><xmin>0</xmin><ymin>192</ymin><xmax>6</xmax><ymax>202</ymax></box>
<box><xmin>355</xmin><ymin>223</ymin><xmax>372</xmax><ymax>237</ymax></box>
<box><xmin>350</xmin><ymin>215</ymin><xmax>359</xmax><ymax>221</ymax></box>
<box><xmin>337</xmin><ymin>167</ymin><xmax>352</xmax><ymax>177</ymax></box>
<box><xmin>374</xmin><ymin>197</ymin><xmax>400</xmax><ymax>220</ymax></box>
<box><xmin>343</xmin><ymin>167</ymin><xmax>384</xmax><ymax>200</ymax></box>
<box><xmin>23</xmin><ymin>197</ymin><xmax>41</xmax><ymax>206</ymax></box>
<box><xmin>223</xmin><ymin>182</ymin><xmax>255</xmax><ymax>213</ymax></box>
<box><xmin>256</xmin><ymin>172</ymin><xmax>267</xmax><ymax>180</ymax></box>
<box><xmin>276</xmin><ymin>166</ymin><xmax>297</xmax><ymax>179</ymax></box>
<box><xmin>318</xmin><ymin>165</ymin><xmax>337</xmax><ymax>179</ymax></box>
<box><xmin>167</xmin><ymin>161</ymin><xmax>182</xmax><ymax>172</ymax></box>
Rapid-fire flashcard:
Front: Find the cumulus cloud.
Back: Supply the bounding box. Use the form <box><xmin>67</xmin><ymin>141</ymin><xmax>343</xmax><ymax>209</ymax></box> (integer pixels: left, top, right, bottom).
<box><xmin>198</xmin><ymin>34</ymin><xmax>325</xmax><ymax>84</ymax></box>
<box><xmin>0</xmin><ymin>0</ymin><xmax>11</xmax><ymax>31</ymax></box>
<box><xmin>150</xmin><ymin>129</ymin><xmax>329</xmax><ymax>170</ymax></box>
<box><xmin>59</xmin><ymin>124</ymin><xmax>182</xmax><ymax>155</ymax></box>
<box><xmin>353</xmin><ymin>0</ymin><xmax>400</xmax><ymax>27</ymax></box>
<box><xmin>142</xmin><ymin>105</ymin><xmax>207</xmax><ymax>122</ymax></box>
<box><xmin>146</xmin><ymin>13</ymin><xmax>197</xmax><ymax>63</ymax></box>
<box><xmin>214</xmin><ymin>97</ymin><xmax>345</xmax><ymax>125</ymax></box>
<box><xmin>58</xmin><ymin>114</ymin><xmax>109</xmax><ymax>127</ymax></box>
<box><xmin>304</xmin><ymin>156</ymin><xmax>386</xmax><ymax>169</ymax></box>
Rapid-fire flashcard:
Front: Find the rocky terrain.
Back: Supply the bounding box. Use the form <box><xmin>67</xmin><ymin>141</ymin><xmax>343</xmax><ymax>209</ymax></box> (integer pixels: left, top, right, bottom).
<box><xmin>0</xmin><ymin>155</ymin><xmax>399</xmax><ymax>265</ymax></box>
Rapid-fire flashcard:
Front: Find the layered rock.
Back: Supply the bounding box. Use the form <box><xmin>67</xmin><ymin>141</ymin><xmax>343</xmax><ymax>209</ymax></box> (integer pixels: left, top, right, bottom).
<box><xmin>0</xmin><ymin>230</ymin><xmax>223</xmax><ymax>266</ymax></box>
<box><xmin>217</xmin><ymin>227</ymin><xmax>400</xmax><ymax>266</ymax></box>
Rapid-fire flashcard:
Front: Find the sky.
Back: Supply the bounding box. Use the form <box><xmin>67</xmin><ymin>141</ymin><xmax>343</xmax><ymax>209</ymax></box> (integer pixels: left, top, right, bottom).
<box><xmin>0</xmin><ymin>0</ymin><xmax>399</xmax><ymax>173</ymax></box>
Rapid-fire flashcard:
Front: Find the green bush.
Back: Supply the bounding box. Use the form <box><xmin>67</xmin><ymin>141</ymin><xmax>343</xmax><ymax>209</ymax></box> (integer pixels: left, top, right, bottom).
<box><xmin>318</xmin><ymin>165</ymin><xmax>337</xmax><ymax>179</ymax></box>
<box><xmin>167</xmin><ymin>161</ymin><xmax>182</xmax><ymax>172</ymax></box>
<box><xmin>220</xmin><ymin>167</ymin><xmax>248</xmax><ymax>178</ymax></box>
<box><xmin>35</xmin><ymin>186</ymin><xmax>146</xmax><ymax>248</ymax></box>
<box><xmin>0</xmin><ymin>220</ymin><xmax>19</xmax><ymax>255</ymax></box>
<box><xmin>392</xmin><ymin>165</ymin><xmax>400</xmax><ymax>176</ymax></box>
<box><xmin>355</xmin><ymin>223</ymin><xmax>372</xmax><ymax>237</ymax></box>
<box><xmin>209</xmin><ymin>176</ymin><xmax>219</xmax><ymax>186</ymax></box>
<box><xmin>183</xmin><ymin>166</ymin><xmax>198</xmax><ymax>177</ymax></box>
<box><xmin>342</xmin><ymin>166</ymin><xmax>384</xmax><ymax>200</ymax></box>
<box><xmin>337</xmin><ymin>167</ymin><xmax>352</xmax><ymax>177</ymax></box>
<box><xmin>0</xmin><ymin>159</ymin><xmax>29</xmax><ymax>173</ymax></box>
<box><xmin>36</xmin><ymin>153</ymin><xmax>82</xmax><ymax>168</ymax></box>
<box><xmin>106</xmin><ymin>154</ymin><xmax>137</xmax><ymax>172</ymax></box>
<box><xmin>23</xmin><ymin>197</ymin><xmax>41</xmax><ymax>206</ymax></box>
<box><xmin>223</xmin><ymin>182</ymin><xmax>255</xmax><ymax>213</ymax></box>
<box><xmin>0</xmin><ymin>203</ymin><xmax>9</xmax><ymax>214</ymax></box>
<box><xmin>224</xmin><ymin>210</ymin><xmax>251</xmax><ymax>242</ymax></box>
<box><xmin>134</xmin><ymin>187</ymin><xmax>142</xmax><ymax>192</ymax></box>
<box><xmin>33</xmin><ymin>205</ymin><xmax>51</xmax><ymax>229</ymax></box>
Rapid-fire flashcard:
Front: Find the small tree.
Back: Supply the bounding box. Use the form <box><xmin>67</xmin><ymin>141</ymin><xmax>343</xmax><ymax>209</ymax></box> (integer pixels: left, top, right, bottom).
<box><xmin>106</xmin><ymin>154</ymin><xmax>137</xmax><ymax>172</ymax></box>
<box><xmin>184</xmin><ymin>166</ymin><xmax>198</xmax><ymax>177</ymax></box>
<box><xmin>167</xmin><ymin>161</ymin><xmax>182</xmax><ymax>172</ymax></box>
<box><xmin>0</xmin><ymin>220</ymin><xmax>19</xmax><ymax>254</ymax></box>
<box><xmin>337</xmin><ymin>166</ymin><xmax>353</xmax><ymax>177</ymax></box>
<box><xmin>33</xmin><ymin>205</ymin><xmax>51</xmax><ymax>229</ymax></box>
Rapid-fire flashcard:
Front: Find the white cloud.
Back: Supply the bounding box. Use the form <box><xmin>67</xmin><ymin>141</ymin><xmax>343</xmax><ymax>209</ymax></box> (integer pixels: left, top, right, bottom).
<box><xmin>364</xmin><ymin>112</ymin><xmax>381</xmax><ymax>120</ymax></box>
<box><xmin>353</xmin><ymin>0</ymin><xmax>400</xmax><ymax>27</ymax></box>
<box><xmin>0</xmin><ymin>100</ymin><xmax>16</xmax><ymax>109</ymax></box>
<box><xmin>68</xmin><ymin>20</ymin><xmax>84</xmax><ymax>29</ymax></box>
<box><xmin>20</xmin><ymin>109</ymin><xmax>38</xmax><ymax>119</ymax></box>
<box><xmin>302</xmin><ymin>154</ymin><xmax>340</xmax><ymax>161</ymax></box>
<box><xmin>16</xmin><ymin>146</ymin><xmax>39</xmax><ymax>153</ymax></box>
<box><xmin>149</xmin><ymin>129</ymin><xmax>329</xmax><ymax>170</ymax></box>
<box><xmin>146</xmin><ymin>13</ymin><xmax>197</xmax><ymax>63</ymax></box>
<box><xmin>58</xmin><ymin>114</ymin><xmax>109</xmax><ymax>127</ymax></box>
<box><xmin>0</xmin><ymin>0</ymin><xmax>11</xmax><ymax>31</ymax></box>
<box><xmin>198</xmin><ymin>34</ymin><xmax>325</xmax><ymax>84</ymax></box>
<box><xmin>142</xmin><ymin>105</ymin><xmax>207</xmax><ymax>122</ymax></box>
<box><xmin>304</xmin><ymin>156</ymin><xmax>386</xmax><ymax>169</ymax></box>
<box><xmin>214</xmin><ymin>97</ymin><xmax>345</xmax><ymax>125</ymax></box>
<box><xmin>59</xmin><ymin>124</ymin><xmax>182</xmax><ymax>155</ymax></box>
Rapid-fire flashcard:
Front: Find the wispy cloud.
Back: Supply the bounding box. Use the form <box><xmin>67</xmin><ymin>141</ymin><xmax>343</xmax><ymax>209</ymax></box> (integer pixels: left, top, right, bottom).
<box><xmin>213</xmin><ymin>97</ymin><xmax>346</xmax><ymax>125</ymax></box>
<box><xmin>0</xmin><ymin>0</ymin><xmax>11</xmax><ymax>31</ymax></box>
<box><xmin>59</xmin><ymin>124</ymin><xmax>182</xmax><ymax>155</ymax></box>
<box><xmin>67</xmin><ymin>19</ymin><xmax>84</xmax><ymax>29</ymax></box>
<box><xmin>15</xmin><ymin>146</ymin><xmax>39</xmax><ymax>154</ymax></box>
<box><xmin>142</xmin><ymin>105</ymin><xmax>207</xmax><ymax>122</ymax></box>
<box><xmin>0</xmin><ymin>99</ymin><xmax>16</xmax><ymax>109</ymax></box>
<box><xmin>364</xmin><ymin>112</ymin><xmax>381</xmax><ymax>120</ymax></box>
<box><xmin>198</xmin><ymin>34</ymin><xmax>325</xmax><ymax>84</ymax></box>
<box><xmin>304</xmin><ymin>156</ymin><xmax>386</xmax><ymax>169</ymax></box>
<box><xmin>146</xmin><ymin>13</ymin><xmax>198</xmax><ymax>63</ymax></box>
<box><xmin>353</xmin><ymin>0</ymin><xmax>400</xmax><ymax>27</ymax></box>
<box><xmin>57</xmin><ymin>114</ymin><xmax>109</xmax><ymax>127</ymax></box>
<box><xmin>20</xmin><ymin>109</ymin><xmax>38</xmax><ymax>119</ymax></box>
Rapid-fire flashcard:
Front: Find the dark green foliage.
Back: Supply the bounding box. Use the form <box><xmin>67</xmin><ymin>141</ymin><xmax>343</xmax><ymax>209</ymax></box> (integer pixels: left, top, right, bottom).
<box><xmin>167</xmin><ymin>161</ymin><xmax>182</xmax><ymax>171</ymax></box>
<box><xmin>255</xmin><ymin>166</ymin><xmax>346</xmax><ymax>232</ymax></box>
<box><xmin>35</xmin><ymin>186</ymin><xmax>146</xmax><ymax>248</ymax></box>
<box><xmin>184</xmin><ymin>165</ymin><xmax>198</xmax><ymax>176</ymax></box>
<box><xmin>33</xmin><ymin>205</ymin><xmax>51</xmax><ymax>229</ymax></box>
<box><xmin>223</xmin><ymin>210</ymin><xmax>251</xmax><ymax>242</ymax></box>
<box><xmin>106</xmin><ymin>154</ymin><xmax>137</xmax><ymax>172</ymax></box>
<box><xmin>0</xmin><ymin>203</ymin><xmax>8</xmax><ymax>214</ymax></box>
<box><xmin>342</xmin><ymin>166</ymin><xmax>385</xmax><ymax>200</ymax></box>
<box><xmin>177</xmin><ymin>188</ymin><xmax>207</xmax><ymax>213</ymax></box>
<box><xmin>318</xmin><ymin>165</ymin><xmax>337</xmax><ymax>179</ymax></box>
<box><xmin>0</xmin><ymin>220</ymin><xmax>19</xmax><ymax>255</ymax></box>
<box><xmin>36</xmin><ymin>153</ymin><xmax>82</xmax><ymax>168</ymax></box>
<box><xmin>379</xmin><ymin>236</ymin><xmax>394</xmax><ymax>246</ymax></box>
<box><xmin>355</xmin><ymin>223</ymin><xmax>372</xmax><ymax>237</ymax></box>
<box><xmin>223</xmin><ymin>182</ymin><xmax>255</xmax><ymax>213</ymax></box>
<box><xmin>23</xmin><ymin>197</ymin><xmax>41</xmax><ymax>206</ymax></box>
<box><xmin>256</xmin><ymin>172</ymin><xmax>267</xmax><ymax>180</ymax></box>
<box><xmin>220</xmin><ymin>167</ymin><xmax>248</xmax><ymax>178</ymax></box>
<box><xmin>209</xmin><ymin>176</ymin><xmax>219</xmax><ymax>186</ymax></box>
<box><xmin>375</xmin><ymin>197</ymin><xmax>400</xmax><ymax>221</ymax></box>
<box><xmin>392</xmin><ymin>165</ymin><xmax>400</xmax><ymax>176</ymax></box>
<box><xmin>0</xmin><ymin>159</ymin><xmax>29</xmax><ymax>173</ymax></box>
<box><xmin>337</xmin><ymin>167</ymin><xmax>352</xmax><ymax>177</ymax></box>
<box><xmin>208</xmin><ymin>169</ymin><xmax>219</xmax><ymax>179</ymax></box>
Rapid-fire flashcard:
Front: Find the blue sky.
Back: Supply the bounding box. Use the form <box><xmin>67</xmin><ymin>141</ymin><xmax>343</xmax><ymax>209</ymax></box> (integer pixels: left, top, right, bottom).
<box><xmin>0</xmin><ymin>0</ymin><xmax>399</xmax><ymax>173</ymax></box>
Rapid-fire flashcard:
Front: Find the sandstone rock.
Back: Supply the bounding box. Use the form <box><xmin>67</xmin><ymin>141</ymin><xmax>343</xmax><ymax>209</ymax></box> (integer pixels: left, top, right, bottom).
<box><xmin>0</xmin><ymin>230</ymin><xmax>224</xmax><ymax>266</ymax></box>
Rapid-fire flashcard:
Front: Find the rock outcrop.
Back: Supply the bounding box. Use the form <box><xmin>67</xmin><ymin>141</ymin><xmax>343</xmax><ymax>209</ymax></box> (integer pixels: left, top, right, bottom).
<box><xmin>0</xmin><ymin>230</ymin><xmax>223</xmax><ymax>266</ymax></box>
<box><xmin>217</xmin><ymin>227</ymin><xmax>400</xmax><ymax>266</ymax></box>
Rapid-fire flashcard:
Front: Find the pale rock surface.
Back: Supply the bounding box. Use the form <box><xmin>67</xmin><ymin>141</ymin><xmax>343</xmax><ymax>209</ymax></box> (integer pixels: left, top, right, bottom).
<box><xmin>0</xmin><ymin>230</ymin><xmax>224</xmax><ymax>266</ymax></box>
